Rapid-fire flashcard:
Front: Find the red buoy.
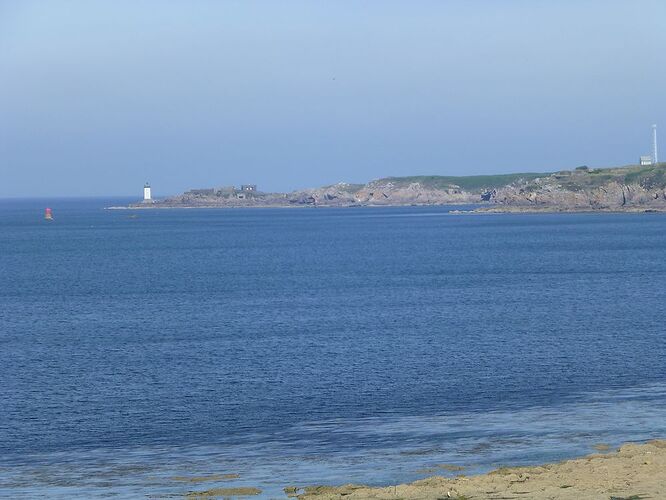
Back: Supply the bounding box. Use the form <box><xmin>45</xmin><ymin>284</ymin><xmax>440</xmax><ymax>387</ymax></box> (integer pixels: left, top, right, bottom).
<box><xmin>44</xmin><ymin>208</ymin><xmax>53</xmax><ymax>221</ymax></box>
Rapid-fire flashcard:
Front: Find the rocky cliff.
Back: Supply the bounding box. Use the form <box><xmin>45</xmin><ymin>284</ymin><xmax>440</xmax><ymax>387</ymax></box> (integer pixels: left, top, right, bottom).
<box><xmin>129</xmin><ymin>163</ymin><xmax>666</xmax><ymax>211</ymax></box>
<box><xmin>141</xmin><ymin>173</ymin><xmax>539</xmax><ymax>208</ymax></box>
<box><xmin>487</xmin><ymin>164</ymin><xmax>666</xmax><ymax>211</ymax></box>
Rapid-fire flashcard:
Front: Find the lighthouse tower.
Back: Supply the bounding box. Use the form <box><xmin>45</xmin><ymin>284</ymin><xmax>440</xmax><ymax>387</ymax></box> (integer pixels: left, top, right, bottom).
<box><xmin>143</xmin><ymin>182</ymin><xmax>152</xmax><ymax>202</ymax></box>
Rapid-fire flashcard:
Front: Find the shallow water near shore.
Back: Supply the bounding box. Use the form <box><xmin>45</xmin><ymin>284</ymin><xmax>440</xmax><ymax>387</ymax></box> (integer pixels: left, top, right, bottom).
<box><xmin>2</xmin><ymin>200</ymin><xmax>666</xmax><ymax>498</ymax></box>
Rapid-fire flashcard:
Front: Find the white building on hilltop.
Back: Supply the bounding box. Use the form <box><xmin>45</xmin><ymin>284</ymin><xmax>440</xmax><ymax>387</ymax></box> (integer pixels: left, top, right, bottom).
<box><xmin>143</xmin><ymin>183</ymin><xmax>152</xmax><ymax>201</ymax></box>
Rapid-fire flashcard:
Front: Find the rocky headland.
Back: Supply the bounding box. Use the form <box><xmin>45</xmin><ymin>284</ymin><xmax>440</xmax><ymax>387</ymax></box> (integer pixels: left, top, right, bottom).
<box><xmin>124</xmin><ymin>163</ymin><xmax>666</xmax><ymax>212</ymax></box>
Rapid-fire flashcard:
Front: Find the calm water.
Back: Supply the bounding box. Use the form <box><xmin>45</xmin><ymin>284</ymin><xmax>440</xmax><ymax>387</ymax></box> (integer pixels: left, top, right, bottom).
<box><xmin>1</xmin><ymin>199</ymin><xmax>666</xmax><ymax>498</ymax></box>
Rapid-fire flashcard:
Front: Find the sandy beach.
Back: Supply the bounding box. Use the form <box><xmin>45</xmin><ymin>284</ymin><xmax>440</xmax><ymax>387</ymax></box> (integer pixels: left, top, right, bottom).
<box><xmin>291</xmin><ymin>440</ymin><xmax>666</xmax><ymax>500</ymax></box>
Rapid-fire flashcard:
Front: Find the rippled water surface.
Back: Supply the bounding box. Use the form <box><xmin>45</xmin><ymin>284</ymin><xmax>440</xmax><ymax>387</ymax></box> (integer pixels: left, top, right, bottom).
<box><xmin>1</xmin><ymin>199</ymin><xmax>666</xmax><ymax>498</ymax></box>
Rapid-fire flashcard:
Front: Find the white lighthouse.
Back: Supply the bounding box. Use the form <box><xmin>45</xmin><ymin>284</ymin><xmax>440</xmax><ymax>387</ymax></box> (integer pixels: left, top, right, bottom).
<box><xmin>143</xmin><ymin>182</ymin><xmax>152</xmax><ymax>202</ymax></box>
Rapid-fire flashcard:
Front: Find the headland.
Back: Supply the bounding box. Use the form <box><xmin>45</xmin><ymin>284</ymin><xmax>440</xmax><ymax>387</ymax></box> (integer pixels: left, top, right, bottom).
<box><xmin>115</xmin><ymin>163</ymin><xmax>666</xmax><ymax>213</ymax></box>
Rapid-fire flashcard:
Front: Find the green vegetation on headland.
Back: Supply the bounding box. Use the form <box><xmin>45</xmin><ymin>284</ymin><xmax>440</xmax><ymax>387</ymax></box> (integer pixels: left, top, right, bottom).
<box><xmin>383</xmin><ymin>163</ymin><xmax>666</xmax><ymax>192</ymax></box>
<box><xmin>122</xmin><ymin>162</ymin><xmax>666</xmax><ymax>212</ymax></box>
<box><xmin>549</xmin><ymin>163</ymin><xmax>666</xmax><ymax>190</ymax></box>
<box><xmin>378</xmin><ymin>172</ymin><xmax>547</xmax><ymax>191</ymax></box>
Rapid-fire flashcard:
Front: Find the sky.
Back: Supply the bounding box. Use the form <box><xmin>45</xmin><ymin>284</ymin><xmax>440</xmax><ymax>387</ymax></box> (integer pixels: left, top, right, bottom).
<box><xmin>1</xmin><ymin>1</ymin><xmax>666</xmax><ymax>197</ymax></box>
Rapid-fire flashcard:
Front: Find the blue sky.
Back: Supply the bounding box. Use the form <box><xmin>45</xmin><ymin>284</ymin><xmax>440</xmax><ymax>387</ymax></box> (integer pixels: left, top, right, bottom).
<box><xmin>1</xmin><ymin>1</ymin><xmax>665</xmax><ymax>197</ymax></box>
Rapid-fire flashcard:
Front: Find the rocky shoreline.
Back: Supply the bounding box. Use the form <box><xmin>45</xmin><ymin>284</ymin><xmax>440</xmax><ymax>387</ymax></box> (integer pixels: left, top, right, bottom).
<box><xmin>287</xmin><ymin>440</ymin><xmax>666</xmax><ymax>500</ymax></box>
<box><xmin>469</xmin><ymin>205</ymin><xmax>666</xmax><ymax>214</ymax></box>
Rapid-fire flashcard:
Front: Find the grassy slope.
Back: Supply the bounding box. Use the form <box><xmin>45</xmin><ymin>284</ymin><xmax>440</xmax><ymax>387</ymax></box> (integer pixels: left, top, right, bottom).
<box><xmin>553</xmin><ymin>163</ymin><xmax>666</xmax><ymax>191</ymax></box>
<box><xmin>377</xmin><ymin>164</ymin><xmax>666</xmax><ymax>193</ymax></box>
<box><xmin>376</xmin><ymin>173</ymin><xmax>549</xmax><ymax>191</ymax></box>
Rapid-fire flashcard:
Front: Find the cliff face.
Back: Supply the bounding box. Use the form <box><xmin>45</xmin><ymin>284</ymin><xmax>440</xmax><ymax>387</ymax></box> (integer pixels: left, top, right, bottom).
<box><xmin>489</xmin><ymin>165</ymin><xmax>666</xmax><ymax>211</ymax></box>
<box><xmin>286</xmin><ymin>181</ymin><xmax>478</xmax><ymax>206</ymax></box>
<box><xmin>150</xmin><ymin>180</ymin><xmax>481</xmax><ymax>208</ymax></box>
<box><xmin>353</xmin><ymin>180</ymin><xmax>477</xmax><ymax>205</ymax></box>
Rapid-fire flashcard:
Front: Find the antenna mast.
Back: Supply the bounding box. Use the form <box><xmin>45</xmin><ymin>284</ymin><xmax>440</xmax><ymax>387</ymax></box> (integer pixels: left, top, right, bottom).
<box><xmin>653</xmin><ymin>124</ymin><xmax>658</xmax><ymax>165</ymax></box>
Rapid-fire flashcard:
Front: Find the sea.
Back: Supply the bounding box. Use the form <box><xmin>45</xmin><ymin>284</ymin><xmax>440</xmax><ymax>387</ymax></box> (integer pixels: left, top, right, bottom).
<box><xmin>1</xmin><ymin>198</ymin><xmax>666</xmax><ymax>499</ymax></box>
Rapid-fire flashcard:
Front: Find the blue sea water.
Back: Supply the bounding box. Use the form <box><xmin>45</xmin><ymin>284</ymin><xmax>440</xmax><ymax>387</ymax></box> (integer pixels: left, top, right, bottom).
<box><xmin>1</xmin><ymin>199</ymin><xmax>666</xmax><ymax>498</ymax></box>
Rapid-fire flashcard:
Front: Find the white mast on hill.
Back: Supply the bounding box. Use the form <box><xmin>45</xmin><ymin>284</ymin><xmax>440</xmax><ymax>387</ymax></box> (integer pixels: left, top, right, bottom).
<box><xmin>653</xmin><ymin>124</ymin><xmax>658</xmax><ymax>165</ymax></box>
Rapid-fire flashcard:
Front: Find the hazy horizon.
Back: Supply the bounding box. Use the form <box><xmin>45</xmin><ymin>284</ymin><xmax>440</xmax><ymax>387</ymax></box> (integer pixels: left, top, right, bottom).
<box><xmin>2</xmin><ymin>1</ymin><xmax>665</xmax><ymax>198</ymax></box>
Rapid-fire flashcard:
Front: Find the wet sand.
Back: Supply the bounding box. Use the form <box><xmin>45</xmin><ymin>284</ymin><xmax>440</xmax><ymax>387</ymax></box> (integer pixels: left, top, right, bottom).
<box><xmin>293</xmin><ymin>440</ymin><xmax>666</xmax><ymax>499</ymax></box>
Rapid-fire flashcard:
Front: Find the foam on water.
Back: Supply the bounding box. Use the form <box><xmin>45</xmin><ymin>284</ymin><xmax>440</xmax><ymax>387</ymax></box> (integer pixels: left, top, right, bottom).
<box><xmin>2</xmin><ymin>383</ymin><xmax>666</xmax><ymax>498</ymax></box>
